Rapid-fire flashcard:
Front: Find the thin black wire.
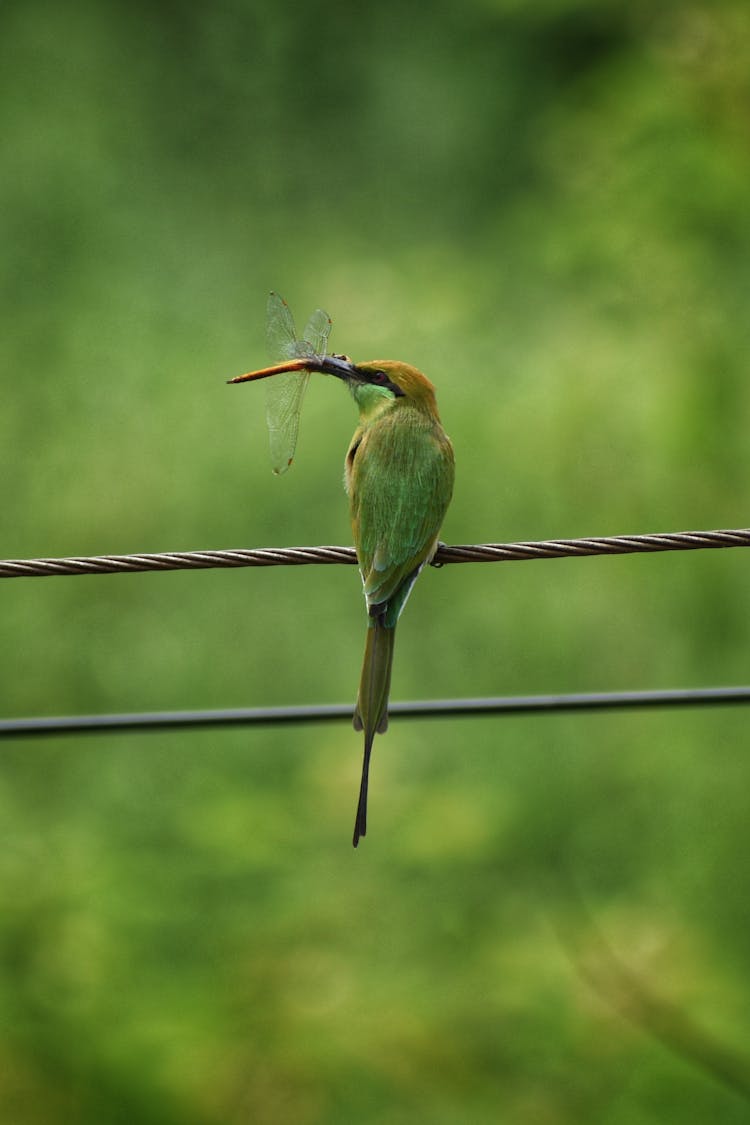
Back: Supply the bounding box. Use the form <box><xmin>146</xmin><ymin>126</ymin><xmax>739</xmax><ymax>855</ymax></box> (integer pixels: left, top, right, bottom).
<box><xmin>1</xmin><ymin>527</ymin><xmax>749</xmax><ymax>578</ymax></box>
<box><xmin>2</xmin><ymin>686</ymin><xmax>750</xmax><ymax>739</ymax></box>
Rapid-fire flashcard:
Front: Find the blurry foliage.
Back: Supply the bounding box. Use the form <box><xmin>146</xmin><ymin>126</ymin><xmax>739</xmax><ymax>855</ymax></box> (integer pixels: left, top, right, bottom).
<box><xmin>1</xmin><ymin>0</ymin><xmax>750</xmax><ymax>1121</ymax></box>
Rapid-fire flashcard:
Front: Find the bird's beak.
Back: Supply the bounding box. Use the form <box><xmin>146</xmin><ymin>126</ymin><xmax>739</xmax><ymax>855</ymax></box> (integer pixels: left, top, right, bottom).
<box><xmin>227</xmin><ymin>358</ymin><xmax>310</xmax><ymax>384</ymax></box>
<box><xmin>228</xmin><ymin>354</ymin><xmax>361</xmax><ymax>385</ymax></box>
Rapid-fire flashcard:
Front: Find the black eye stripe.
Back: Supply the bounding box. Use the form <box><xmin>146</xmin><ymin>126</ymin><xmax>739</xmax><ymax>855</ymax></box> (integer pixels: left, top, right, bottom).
<box><xmin>362</xmin><ymin>368</ymin><xmax>405</xmax><ymax>396</ymax></box>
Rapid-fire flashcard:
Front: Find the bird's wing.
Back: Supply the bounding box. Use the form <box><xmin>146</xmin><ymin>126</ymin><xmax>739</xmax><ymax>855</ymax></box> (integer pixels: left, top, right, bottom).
<box><xmin>350</xmin><ymin>412</ymin><xmax>454</xmax><ymax>615</ymax></box>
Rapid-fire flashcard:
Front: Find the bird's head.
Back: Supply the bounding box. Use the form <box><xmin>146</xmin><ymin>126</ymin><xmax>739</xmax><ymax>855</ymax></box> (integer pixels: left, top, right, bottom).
<box><xmin>349</xmin><ymin>360</ymin><xmax>438</xmax><ymax>407</ymax></box>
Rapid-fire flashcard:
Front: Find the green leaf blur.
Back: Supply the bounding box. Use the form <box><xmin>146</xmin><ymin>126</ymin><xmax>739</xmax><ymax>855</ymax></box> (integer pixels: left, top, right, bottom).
<box><xmin>1</xmin><ymin>1</ymin><xmax>749</xmax><ymax>1121</ymax></box>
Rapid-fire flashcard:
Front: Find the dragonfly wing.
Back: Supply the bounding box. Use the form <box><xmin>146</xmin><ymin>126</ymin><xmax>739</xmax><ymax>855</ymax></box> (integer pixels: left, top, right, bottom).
<box><xmin>265</xmin><ymin>369</ymin><xmax>310</xmax><ymax>475</ymax></box>
<box><xmin>302</xmin><ymin>308</ymin><xmax>332</xmax><ymax>358</ymax></box>
<box><xmin>266</xmin><ymin>291</ymin><xmax>301</xmax><ymax>363</ymax></box>
<box><xmin>262</xmin><ymin>293</ymin><xmax>332</xmax><ymax>473</ymax></box>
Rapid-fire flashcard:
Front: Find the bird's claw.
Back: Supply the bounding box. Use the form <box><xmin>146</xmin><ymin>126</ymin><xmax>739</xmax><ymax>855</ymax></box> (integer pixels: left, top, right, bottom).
<box><xmin>430</xmin><ymin>540</ymin><xmax>448</xmax><ymax>568</ymax></box>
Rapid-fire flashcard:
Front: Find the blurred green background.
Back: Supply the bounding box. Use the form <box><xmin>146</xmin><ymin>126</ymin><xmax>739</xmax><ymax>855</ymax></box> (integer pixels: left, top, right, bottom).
<box><xmin>2</xmin><ymin>1</ymin><xmax>750</xmax><ymax>1121</ymax></box>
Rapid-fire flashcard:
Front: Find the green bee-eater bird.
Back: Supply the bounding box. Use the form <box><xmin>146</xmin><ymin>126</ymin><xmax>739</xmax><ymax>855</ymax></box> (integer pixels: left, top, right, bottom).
<box><xmin>230</xmin><ymin>351</ymin><xmax>454</xmax><ymax>845</ymax></box>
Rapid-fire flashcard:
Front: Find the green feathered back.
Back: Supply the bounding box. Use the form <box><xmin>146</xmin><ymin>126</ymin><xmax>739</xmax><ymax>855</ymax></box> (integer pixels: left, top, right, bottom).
<box><xmin>346</xmin><ymin>369</ymin><xmax>454</xmax><ymax>622</ymax></box>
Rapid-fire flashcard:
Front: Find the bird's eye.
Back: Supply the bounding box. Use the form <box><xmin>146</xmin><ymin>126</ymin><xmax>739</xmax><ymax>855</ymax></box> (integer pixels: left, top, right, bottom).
<box><xmin>372</xmin><ymin>371</ymin><xmax>387</xmax><ymax>383</ymax></box>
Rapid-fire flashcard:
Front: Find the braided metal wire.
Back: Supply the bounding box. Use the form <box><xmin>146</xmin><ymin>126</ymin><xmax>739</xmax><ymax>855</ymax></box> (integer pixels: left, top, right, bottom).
<box><xmin>1</xmin><ymin>528</ymin><xmax>749</xmax><ymax>578</ymax></box>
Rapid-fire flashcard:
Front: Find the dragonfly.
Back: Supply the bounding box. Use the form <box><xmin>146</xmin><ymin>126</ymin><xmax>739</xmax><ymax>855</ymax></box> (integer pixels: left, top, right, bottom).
<box><xmin>259</xmin><ymin>291</ymin><xmax>333</xmax><ymax>474</ymax></box>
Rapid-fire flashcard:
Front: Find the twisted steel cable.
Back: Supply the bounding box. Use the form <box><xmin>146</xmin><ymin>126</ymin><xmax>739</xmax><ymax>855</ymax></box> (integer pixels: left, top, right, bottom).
<box><xmin>1</xmin><ymin>527</ymin><xmax>749</xmax><ymax>579</ymax></box>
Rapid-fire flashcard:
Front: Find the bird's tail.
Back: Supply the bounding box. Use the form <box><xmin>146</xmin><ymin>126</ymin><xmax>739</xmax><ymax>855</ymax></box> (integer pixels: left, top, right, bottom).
<box><xmin>352</xmin><ymin>618</ymin><xmax>396</xmax><ymax>847</ymax></box>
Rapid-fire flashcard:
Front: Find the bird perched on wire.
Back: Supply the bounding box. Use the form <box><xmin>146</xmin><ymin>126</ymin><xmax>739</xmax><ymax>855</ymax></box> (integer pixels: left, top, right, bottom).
<box><xmin>230</xmin><ymin>297</ymin><xmax>454</xmax><ymax>845</ymax></box>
